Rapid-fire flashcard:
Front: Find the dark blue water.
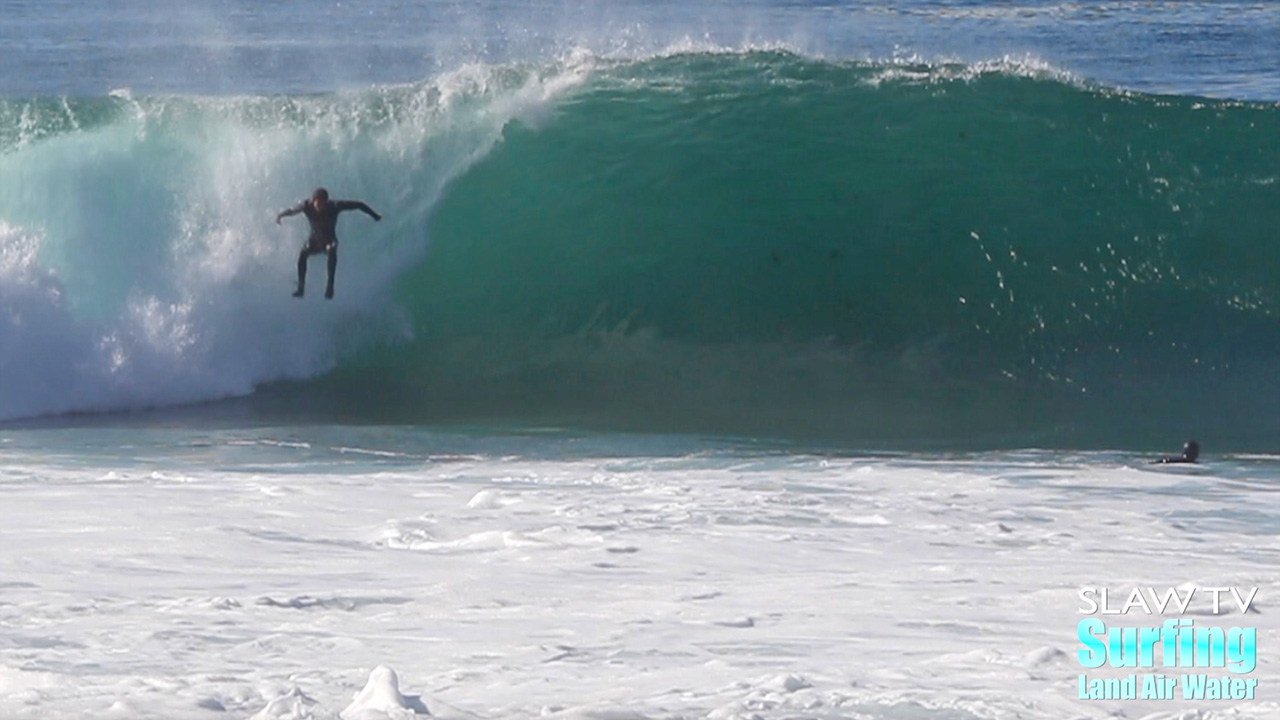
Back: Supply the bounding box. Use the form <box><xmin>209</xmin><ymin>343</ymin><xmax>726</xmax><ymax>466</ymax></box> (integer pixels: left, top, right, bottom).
<box><xmin>4</xmin><ymin>1</ymin><xmax>1280</xmax><ymax>100</ymax></box>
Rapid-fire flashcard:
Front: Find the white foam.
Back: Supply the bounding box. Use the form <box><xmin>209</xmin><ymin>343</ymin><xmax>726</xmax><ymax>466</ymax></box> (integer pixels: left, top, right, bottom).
<box><xmin>466</xmin><ymin>488</ymin><xmax>521</xmax><ymax>509</ymax></box>
<box><xmin>340</xmin><ymin>666</ymin><xmax>429</xmax><ymax>720</ymax></box>
<box><xmin>2</xmin><ymin>434</ymin><xmax>1278</xmax><ymax>718</ymax></box>
<box><xmin>251</xmin><ymin>687</ymin><xmax>326</xmax><ymax>720</ymax></box>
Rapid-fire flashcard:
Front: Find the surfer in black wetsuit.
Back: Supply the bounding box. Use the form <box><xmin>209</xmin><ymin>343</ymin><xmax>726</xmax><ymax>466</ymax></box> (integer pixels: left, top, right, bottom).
<box><xmin>1153</xmin><ymin>440</ymin><xmax>1199</xmax><ymax>464</ymax></box>
<box><xmin>276</xmin><ymin>187</ymin><xmax>381</xmax><ymax>299</ymax></box>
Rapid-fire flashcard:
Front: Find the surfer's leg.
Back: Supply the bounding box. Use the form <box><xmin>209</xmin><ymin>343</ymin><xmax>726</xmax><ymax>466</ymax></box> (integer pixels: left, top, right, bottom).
<box><xmin>294</xmin><ymin>247</ymin><xmax>310</xmax><ymax>297</ymax></box>
<box><xmin>324</xmin><ymin>245</ymin><xmax>338</xmax><ymax>299</ymax></box>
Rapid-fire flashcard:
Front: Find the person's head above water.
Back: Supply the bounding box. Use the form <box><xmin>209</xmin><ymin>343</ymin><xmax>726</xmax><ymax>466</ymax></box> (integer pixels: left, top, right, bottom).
<box><xmin>312</xmin><ymin>187</ymin><xmax>329</xmax><ymax>206</ymax></box>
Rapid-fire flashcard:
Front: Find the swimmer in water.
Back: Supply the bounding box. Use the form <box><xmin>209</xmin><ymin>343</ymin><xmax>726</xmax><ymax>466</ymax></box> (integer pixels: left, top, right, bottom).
<box><xmin>276</xmin><ymin>187</ymin><xmax>381</xmax><ymax>299</ymax></box>
<box><xmin>1153</xmin><ymin>440</ymin><xmax>1199</xmax><ymax>464</ymax></box>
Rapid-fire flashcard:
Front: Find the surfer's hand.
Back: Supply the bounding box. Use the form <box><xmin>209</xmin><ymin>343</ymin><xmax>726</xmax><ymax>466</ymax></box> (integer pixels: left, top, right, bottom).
<box><xmin>374</xmin><ymin>213</ymin><xmax>382</xmax><ymax>221</ymax></box>
<box><xmin>275</xmin><ymin>215</ymin><xmax>282</xmax><ymax>225</ymax></box>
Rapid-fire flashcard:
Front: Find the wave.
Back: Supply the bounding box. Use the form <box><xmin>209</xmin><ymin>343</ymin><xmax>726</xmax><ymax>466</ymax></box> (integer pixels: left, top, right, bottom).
<box><xmin>0</xmin><ymin>58</ymin><xmax>589</xmax><ymax>420</ymax></box>
<box><xmin>3</xmin><ymin>51</ymin><xmax>1280</xmax><ymax>443</ymax></box>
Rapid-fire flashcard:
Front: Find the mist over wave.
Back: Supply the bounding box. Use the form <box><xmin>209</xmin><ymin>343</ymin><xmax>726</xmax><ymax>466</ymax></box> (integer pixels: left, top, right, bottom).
<box><xmin>3</xmin><ymin>50</ymin><xmax>1280</xmax><ymax>444</ymax></box>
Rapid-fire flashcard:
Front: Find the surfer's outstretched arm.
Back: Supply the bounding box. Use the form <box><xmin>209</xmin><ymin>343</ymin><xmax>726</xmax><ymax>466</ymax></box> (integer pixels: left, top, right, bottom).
<box><xmin>336</xmin><ymin>200</ymin><xmax>382</xmax><ymax>221</ymax></box>
<box><xmin>275</xmin><ymin>202</ymin><xmax>306</xmax><ymax>224</ymax></box>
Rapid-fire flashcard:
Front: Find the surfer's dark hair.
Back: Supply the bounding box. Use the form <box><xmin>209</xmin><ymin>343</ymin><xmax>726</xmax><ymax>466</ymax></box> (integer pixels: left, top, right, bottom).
<box><xmin>312</xmin><ymin>187</ymin><xmax>329</xmax><ymax>201</ymax></box>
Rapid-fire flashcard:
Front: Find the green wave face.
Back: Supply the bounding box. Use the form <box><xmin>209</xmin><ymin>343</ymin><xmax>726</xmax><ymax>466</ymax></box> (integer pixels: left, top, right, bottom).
<box><xmin>4</xmin><ymin>52</ymin><xmax>1280</xmax><ymax>444</ymax></box>
<box><xmin>323</xmin><ymin>53</ymin><xmax>1280</xmax><ymax>443</ymax></box>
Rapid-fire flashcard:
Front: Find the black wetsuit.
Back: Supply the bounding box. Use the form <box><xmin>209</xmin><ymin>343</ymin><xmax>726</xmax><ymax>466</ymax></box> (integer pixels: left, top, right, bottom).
<box><xmin>1154</xmin><ymin>440</ymin><xmax>1200</xmax><ymax>464</ymax></box>
<box><xmin>287</xmin><ymin>199</ymin><xmax>379</xmax><ymax>298</ymax></box>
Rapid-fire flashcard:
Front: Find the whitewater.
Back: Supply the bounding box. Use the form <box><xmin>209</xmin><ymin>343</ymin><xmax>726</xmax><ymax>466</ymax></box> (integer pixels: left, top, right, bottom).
<box><xmin>4</xmin><ymin>1</ymin><xmax>1280</xmax><ymax>719</ymax></box>
<box><xmin>4</xmin><ymin>426</ymin><xmax>1279</xmax><ymax>719</ymax></box>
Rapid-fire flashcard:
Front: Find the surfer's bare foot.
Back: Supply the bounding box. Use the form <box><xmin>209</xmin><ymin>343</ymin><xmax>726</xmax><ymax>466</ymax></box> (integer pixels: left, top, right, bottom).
<box><xmin>324</xmin><ymin>287</ymin><xmax>334</xmax><ymax>299</ymax></box>
<box><xmin>293</xmin><ymin>289</ymin><xmax>304</xmax><ymax>298</ymax></box>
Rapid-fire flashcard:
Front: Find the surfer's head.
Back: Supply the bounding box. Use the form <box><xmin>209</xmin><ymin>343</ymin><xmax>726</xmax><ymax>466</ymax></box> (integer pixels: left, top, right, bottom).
<box><xmin>312</xmin><ymin>187</ymin><xmax>329</xmax><ymax>206</ymax></box>
<box><xmin>1182</xmin><ymin>440</ymin><xmax>1200</xmax><ymax>462</ymax></box>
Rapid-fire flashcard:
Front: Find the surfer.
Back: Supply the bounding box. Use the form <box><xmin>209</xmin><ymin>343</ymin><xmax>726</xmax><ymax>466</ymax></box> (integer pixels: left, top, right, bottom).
<box><xmin>1153</xmin><ymin>440</ymin><xmax>1199</xmax><ymax>464</ymax></box>
<box><xmin>276</xmin><ymin>188</ymin><xmax>381</xmax><ymax>299</ymax></box>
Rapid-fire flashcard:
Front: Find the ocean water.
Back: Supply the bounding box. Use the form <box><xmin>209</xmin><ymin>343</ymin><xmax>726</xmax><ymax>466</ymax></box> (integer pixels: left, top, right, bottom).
<box><xmin>2</xmin><ymin>1</ymin><xmax>1280</xmax><ymax>718</ymax></box>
